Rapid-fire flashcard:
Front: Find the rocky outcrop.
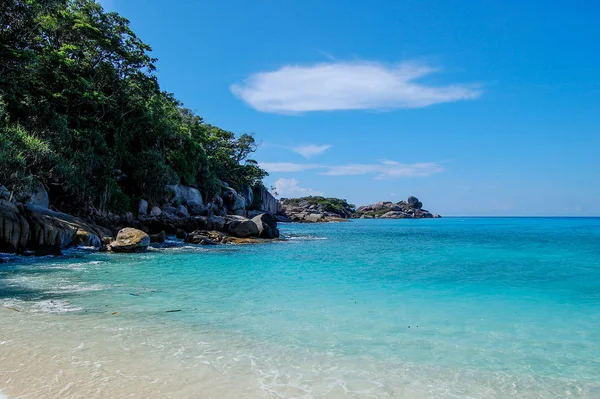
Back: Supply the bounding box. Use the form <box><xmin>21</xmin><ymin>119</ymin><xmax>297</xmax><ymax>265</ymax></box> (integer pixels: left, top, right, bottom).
<box><xmin>0</xmin><ymin>200</ymin><xmax>30</xmax><ymax>253</ymax></box>
<box><xmin>109</xmin><ymin>228</ymin><xmax>150</xmax><ymax>252</ymax></box>
<box><xmin>354</xmin><ymin>196</ymin><xmax>440</xmax><ymax>219</ymax></box>
<box><xmin>255</xmin><ymin>185</ymin><xmax>282</xmax><ymax>215</ymax></box>
<box><xmin>25</xmin><ymin>205</ymin><xmax>109</xmax><ymax>249</ymax></box>
<box><xmin>185</xmin><ymin>230</ymin><xmax>261</xmax><ymax>245</ymax></box>
<box><xmin>0</xmin><ymin>200</ymin><xmax>110</xmax><ymax>253</ymax></box>
<box><xmin>0</xmin><ymin>180</ymin><xmax>283</xmax><ymax>254</ymax></box>
<box><xmin>278</xmin><ymin>198</ymin><xmax>351</xmax><ymax>223</ymax></box>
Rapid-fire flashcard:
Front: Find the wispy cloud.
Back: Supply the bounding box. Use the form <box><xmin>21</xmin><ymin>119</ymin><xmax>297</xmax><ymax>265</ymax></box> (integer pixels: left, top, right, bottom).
<box><xmin>259</xmin><ymin>162</ymin><xmax>322</xmax><ymax>172</ymax></box>
<box><xmin>273</xmin><ymin>178</ymin><xmax>323</xmax><ymax>198</ymax></box>
<box><xmin>231</xmin><ymin>61</ymin><xmax>481</xmax><ymax>114</ymax></box>
<box><xmin>260</xmin><ymin>160</ymin><xmax>444</xmax><ymax>179</ymax></box>
<box><xmin>289</xmin><ymin>144</ymin><xmax>332</xmax><ymax>158</ymax></box>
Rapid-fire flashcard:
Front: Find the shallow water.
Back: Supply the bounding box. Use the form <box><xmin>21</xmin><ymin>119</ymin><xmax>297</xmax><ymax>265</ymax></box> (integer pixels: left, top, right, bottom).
<box><xmin>1</xmin><ymin>218</ymin><xmax>600</xmax><ymax>398</ymax></box>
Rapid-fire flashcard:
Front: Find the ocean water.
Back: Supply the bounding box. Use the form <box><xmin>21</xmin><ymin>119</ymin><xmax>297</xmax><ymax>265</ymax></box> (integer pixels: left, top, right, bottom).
<box><xmin>1</xmin><ymin>218</ymin><xmax>600</xmax><ymax>398</ymax></box>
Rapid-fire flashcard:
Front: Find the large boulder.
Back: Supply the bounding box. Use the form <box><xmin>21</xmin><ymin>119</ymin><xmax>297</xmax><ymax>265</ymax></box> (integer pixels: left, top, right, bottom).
<box><xmin>221</xmin><ymin>188</ymin><xmax>247</xmax><ymax>216</ymax></box>
<box><xmin>0</xmin><ymin>200</ymin><xmax>30</xmax><ymax>253</ymax></box>
<box><xmin>162</xmin><ymin>205</ymin><xmax>177</xmax><ymax>216</ymax></box>
<box><xmin>207</xmin><ymin>215</ymin><xmax>226</xmax><ymax>231</ymax></box>
<box><xmin>256</xmin><ymin>185</ymin><xmax>282</xmax><ymax>215</ymax></box>
<box><xmin>176</xmin><ymin>205</ymin><xmax>189</xmax><ymax>218</ymax></box>
<box><xmin>138</xmin><ymin>199</ymin><xmax>148</xmax><ymax>216</ymax></box>
<box><xmin>25</xmin><ymin>205</ymin><xmax>111</xmax><ymax>250</ymax></box>
<box><xmin>150</xmin><ymin>206</ymin><xmax>162</xmax><ymax>217</ymax></box>
<box><xmin>109</xmin><ymin>228</ymin><xmax>150</xmax><ymax>253</ymax></box>
<box><xmin>226</xmin><ymin>218</ymin><xmax>259</xmax><ymax>238</ymax></box>
<box><xmin>407</xmin><ymin>196</ymin><xmax>422</xmax><ymax>209</ymax></box>
<box><xmin>251</xmin><ymin>213</ymin><xmax>279</xmax><ymax>239</ymax></box>
<box><xmin>241</xmin><ymin>185</ymin><xmax>254</xmax><ymax>208</ymax></box>
<box><xmin>149</xmin><ymin>230</ymin><xmax>166</xmax><ymax>243</ymax></box>
<box><xmin>24</xmin><ymin>180</ymin><xmax>49</xmax><ymax>209</ymax></box>
<box><xmin>166</xmin><ymin>185</ymin><xmax>203</xmax><ymax>207</ymax></box>
<box><xmin>187</xmin><ymin>201</ymin><xmax>206</xmax><ymax>216</ymax></box>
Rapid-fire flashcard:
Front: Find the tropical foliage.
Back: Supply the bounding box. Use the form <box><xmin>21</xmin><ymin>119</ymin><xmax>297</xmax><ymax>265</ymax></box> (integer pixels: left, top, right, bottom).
<box><xmin>0</xmin><ymin>0</ymin><xmax>266</xmax><ymax>212</ymax></box>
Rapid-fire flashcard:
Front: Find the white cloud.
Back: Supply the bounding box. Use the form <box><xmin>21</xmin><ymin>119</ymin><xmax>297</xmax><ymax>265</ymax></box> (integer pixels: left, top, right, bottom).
<box><xmin>273</xmin><ymin>178</ymin><xmax>323</xmax><ymax>198</ymax></box>
<box><xmin>260</xmin><ymin>162</ymin><xmax>322</xmax><ymax>172</ymax></box>
<box><xmin>231</xmin><ymin>61</ymin><xmax>481</xmax><ymax>114</ymax></box>
<box><xmin>289</xmin><ymin>144</ymin><xmax>332</xmax><ymax>158</ymax></box>
<box><xmin>260</xmin><ymin>160</ymin><xmax>444</xmax><ymax>179</ymax></box>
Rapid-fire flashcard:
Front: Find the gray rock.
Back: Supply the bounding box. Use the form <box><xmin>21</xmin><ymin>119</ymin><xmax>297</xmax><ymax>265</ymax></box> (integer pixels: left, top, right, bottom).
<box><xmin>207</xmin><ymin>215</ymin><xmax>226</xmax><ymax>231</ymax></box>
<box><xmin>305</xmin><ymin>213</ymin><xmax>324</xmax><ymax>223</ymax></box>
<box><xmin>150</xmin><ymin>206</ymin><xmax>162</xmax><ymax>217</ymax></box>
<box><xmin>251</xmin><ymin>213</ymin><xmax>279</xmax><ymax>239</ymax></box>
<box><xmin>72</xmin><ymin>229</ymin><xmax>101</xmax><ymax>248</ymax></box>
<box><xmin>25</xmin><ymin>180</ymin><xmax>49</xmax><ymax>208</ymax></box>
<box><xmin>380</xmin><ymin>211</ymin><xmax>411</xmax><ymax>219</ymax></box>
<box><xmin>25</xmin><ymin>204</ymin><xmax>110</xmax><ymax>250</ymax></box>
<box><xmin>163</xmin><ymin>205</ymin><xmax>177</xmax><ymax>216</ymax></box>
<box><xmin>241</xmin><ymin>185</ymin><xmax>254</xmax><ymax>208</ymax></box>
<box><xmin>407</xmin><ymin>196</ymin><xmax>422</xmax><ymax>209</ymax></box>
<box><xmin>257</xmin><ymin>186</ymin><xmax>282</xmax><ymax>215</ymax></box>
<box><xmin>176</xmin><ymin>205</ymin><xmax>189</xmax><ymax>218</ymax></box>
<box><xmin>166</xmin><ymin>185</ymin><xmax>203</xmax><ymax>207</ymax></box>
<box><xmin>138</xmin><ymin>199</ymin><xmax>148</xmax><ymax>216</ymax></box>
<box><xmin>149</xmin><ymin>230</ymin><xmax>166</xmax><ymax>243</ymax></box>
<box><xmin>187</xmin><ymin>200</ymin><xmax>206</xmax><ymax>216</ymax></box>
<box><xmin>109</xmin><ymin>228</ymin><xmax>150</xmax><ymax>252</ymax></box>
<box><xmin>247</xmin><ymin>210</ymin><xmax>263</xmax><ymax>219</ymax></box>
<box><xmin>227</xmin><ymin>219</ymin><xmax>259</xmax><ymax>238</ymax></box>
<box><xmin>0</xmin><ymin>199</ymin><xmax>30</xmax><ymax>252</ymax></box>
<box><xmin>184</xmin><ymin>231</ymin><xmax>216</xmax><ymax>245</ymax></box>
<box><xmin>221</xmin><ymin>187</ymin><xmax>247</xmax><ymax>216</ymax></box>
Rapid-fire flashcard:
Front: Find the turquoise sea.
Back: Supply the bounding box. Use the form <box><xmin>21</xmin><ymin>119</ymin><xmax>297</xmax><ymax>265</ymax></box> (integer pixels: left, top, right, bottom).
<box><xmin>1</xmin><ymin>218</ymin><xmax>600</xmax><ymax>398</ymax></box>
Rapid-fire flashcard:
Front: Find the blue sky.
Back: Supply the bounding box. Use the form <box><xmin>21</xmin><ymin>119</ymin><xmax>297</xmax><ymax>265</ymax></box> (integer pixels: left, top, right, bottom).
<box><xmin>101</xmin><ymin>0</ymin><xmax>599</xmax><ymax>216</ymax></box>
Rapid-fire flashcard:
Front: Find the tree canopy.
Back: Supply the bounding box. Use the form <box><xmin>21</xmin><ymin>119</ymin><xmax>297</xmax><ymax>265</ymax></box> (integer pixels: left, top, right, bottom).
<box><xmin>0</xmin><ymin>0</ymin><xmax>266</xmax><ymax>212</ymax></box>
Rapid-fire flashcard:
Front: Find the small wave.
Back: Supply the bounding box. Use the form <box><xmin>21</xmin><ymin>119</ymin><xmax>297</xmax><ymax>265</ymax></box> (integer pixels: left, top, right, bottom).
<box><xmin>46</xmin><ymin>283</ymin><xmax>107</xmax><ymax>294</ymax></box>
<box><xmin>286</xmin><ymin>235</ymin><xmax>328</xmax><ymax>241</ymax></box>
<box><xmin>31</xmin><ymin>299</ymin><xmax>82</xmax><ymax>313</ymax></box>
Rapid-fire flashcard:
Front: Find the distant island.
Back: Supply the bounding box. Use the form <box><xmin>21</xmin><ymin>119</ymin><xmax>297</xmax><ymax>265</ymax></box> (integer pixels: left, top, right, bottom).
<box><xmin>276</xmin><ymin>195</ymin><xmax>440</xmax><ymax>222</ymax></box>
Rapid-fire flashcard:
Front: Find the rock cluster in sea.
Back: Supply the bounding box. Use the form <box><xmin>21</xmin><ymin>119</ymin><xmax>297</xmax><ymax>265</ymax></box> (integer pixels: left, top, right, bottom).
<box><xmin>273</xmin><ymin>195</ymin><xmax>440</xmax><ymax>222</ymax></box>
<box><xmin>353</xmin><ymin>196</ymin><xmax>441</xmax><ymax>219</ymax></box>
<box><xmin>277</xmin><ymin>198</ymin><xmax>351</xmax><ymax>223</ymax></box>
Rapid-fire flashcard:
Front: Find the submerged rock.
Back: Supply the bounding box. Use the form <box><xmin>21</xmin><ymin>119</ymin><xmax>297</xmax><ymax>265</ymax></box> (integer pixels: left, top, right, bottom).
<box><xmin>149</xmin><ymin>230</ymin><xmax>166</xmax><ymax>243</ymax></box>
<box><xmin>109</xmin><ymin>228</ymin><xmax>150</xmax><ymax>252</ymax></box>
<box><xmin>72</xmin><ymin>229</ymin><xmax>101</xmax><ymax>248</ymax></box>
